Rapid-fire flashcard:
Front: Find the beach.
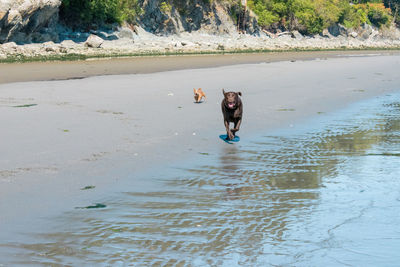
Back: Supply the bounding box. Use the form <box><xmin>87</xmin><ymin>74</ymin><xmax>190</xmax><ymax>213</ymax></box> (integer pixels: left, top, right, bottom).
<box><xmin>1</xmin><ymin>51</ymin><xmax>400</xmax><ymax>264</ymax></box>
<box><xmin>0</xmin><ymin>50</ymin><xmax>396</xmax><ymax>85</ymax></box>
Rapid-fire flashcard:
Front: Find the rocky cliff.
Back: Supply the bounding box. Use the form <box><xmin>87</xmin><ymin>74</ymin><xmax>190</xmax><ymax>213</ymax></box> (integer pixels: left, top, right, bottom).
<box><xmin>0</xmin><ymin>0</ymin><xmax>61</xmax><ymax>44</ymax></box>
<box><xmin>1</xmin><ymin>0</ymin><xmax>400</xmax><ymax>44</ymax></box>
<box><xmin>138</xmin><ymin>0</ymin><xmax>258</xmax><ymax>35</ymax></box>
<box><xmin>0</xmin><ymin>0</ymin><xmax>260</xmax><ymax>44</ymax></box>
<box><xmin>0</xmin><ymin>0</ymin><xmax>400</xmax><ymax>61</ymax></box>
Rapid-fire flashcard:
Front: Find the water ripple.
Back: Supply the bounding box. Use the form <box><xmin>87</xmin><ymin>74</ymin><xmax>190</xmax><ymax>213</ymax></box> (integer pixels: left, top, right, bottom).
<box><xmin>3</xmin><ymin>95</ymin><xmax>400</xmax><ymax>266</ymax></box>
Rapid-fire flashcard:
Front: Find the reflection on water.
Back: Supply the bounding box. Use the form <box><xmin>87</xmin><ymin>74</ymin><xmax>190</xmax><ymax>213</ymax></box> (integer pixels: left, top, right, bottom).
<box><xmin>3</xmin><ymin>94</ymin><xmax>400</xmax><ymax>266</ymax></box>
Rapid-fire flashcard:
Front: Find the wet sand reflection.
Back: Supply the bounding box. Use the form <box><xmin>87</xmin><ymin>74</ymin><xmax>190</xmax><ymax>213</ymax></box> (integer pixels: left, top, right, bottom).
<box><xmin>3</xmin><ymin>94</ymin><xmax>400</xmax><ymax>266</ymax></box>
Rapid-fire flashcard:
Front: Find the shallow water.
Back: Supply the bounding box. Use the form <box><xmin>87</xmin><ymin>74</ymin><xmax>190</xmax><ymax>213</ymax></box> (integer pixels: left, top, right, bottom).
<box><xmin>2</xmin><ymin>92</ymin><xmax>400</xmax><ymax>266</ymax></box>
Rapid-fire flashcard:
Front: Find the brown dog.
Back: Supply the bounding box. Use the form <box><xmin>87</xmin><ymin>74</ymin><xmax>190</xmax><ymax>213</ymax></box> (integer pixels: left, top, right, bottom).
<box><xmin>194</xmin><ymin>88</ymin><xmax>206</xmax><ymax>103</ymax></box>
<box><xmin>221</xmin><ymin>89</ymin><xmax>243</xmax><ymax>140</ymax></box>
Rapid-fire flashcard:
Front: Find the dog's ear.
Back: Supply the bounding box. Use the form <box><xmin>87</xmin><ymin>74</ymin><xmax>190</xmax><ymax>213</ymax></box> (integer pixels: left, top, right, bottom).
<box><xmin>194</xmin><ymin>88</ymin><xmax>197</xmax><ymax>94</ymax></box>
<box><xmin>237</xmin><ymin>92</ymin><xmax>242</xmax><ymax>97</ymax></box>
<box><xmin>222</xmin><ymin>89</ymin><xmax>226</xmax><ymax>95</ymax></box>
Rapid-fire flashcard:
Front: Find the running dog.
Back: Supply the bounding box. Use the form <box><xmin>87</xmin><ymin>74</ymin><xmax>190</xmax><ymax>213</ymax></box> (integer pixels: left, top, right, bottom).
<box><xmin>194</xmin><ymin>88</ymin><xmax>206</xmax><ymax>103</ymax></box>
<box><xmin>221</xmin><ymin>89</ymin><xmax>243</xmax><ymax>140</ymax></box>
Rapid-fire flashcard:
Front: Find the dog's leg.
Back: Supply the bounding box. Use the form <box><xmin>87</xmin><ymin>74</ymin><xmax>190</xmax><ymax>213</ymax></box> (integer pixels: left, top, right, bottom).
<box><xmin>232</xmin><ymin>119</ymin><xmax>241</xmax><ymax>136</ymax></box>
<box><xmin>225</xmin><ymin>120</ymin><xmax>234</xmax><ymax>140</ymax></box>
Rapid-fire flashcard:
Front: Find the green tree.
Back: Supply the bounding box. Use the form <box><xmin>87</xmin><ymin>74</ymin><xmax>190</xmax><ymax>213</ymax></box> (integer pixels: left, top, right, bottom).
<box><xmin>285</xmin><ymin>0</ymin><xmax>324</xmax><ymax>34</ymax></box>
<box><xmin>248</xmin><ymin>0</ymin><xmax>280</xmax><ymax>27</ymax></box>
<box><xmin>368</xmin><ymin>3</ymin><xmax>392</xmax><ymax>27</ymax></box>
<box><xmin>383</xmin><ymin>0</ymin><xmax>400</xmax><ymax>23</ymax></box>
<box><xmin>339</xmin><ymin>3</ymin><xmax>368</xmax><ymax>28</ymax></box>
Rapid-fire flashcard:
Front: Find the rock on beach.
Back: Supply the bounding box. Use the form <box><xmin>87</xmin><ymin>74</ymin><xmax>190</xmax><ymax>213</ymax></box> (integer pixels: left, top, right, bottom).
<box><xmin>85</xmin><ymin>34</ymin><xmax>104</xmax><ymax>48</ymax></box>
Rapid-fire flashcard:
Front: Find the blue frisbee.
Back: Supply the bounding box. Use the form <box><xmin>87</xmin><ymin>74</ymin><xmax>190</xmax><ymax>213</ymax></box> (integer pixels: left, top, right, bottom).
<box><xmin>219</xmin><ymin>134</ymin><xmax>240</xmax><ymax>144</ymax></box>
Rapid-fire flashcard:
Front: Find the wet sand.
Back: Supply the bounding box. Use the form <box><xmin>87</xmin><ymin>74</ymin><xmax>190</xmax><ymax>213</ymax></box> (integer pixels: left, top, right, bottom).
<box><xmin>4</xmin><ymin>91</ymin><xmax>399</xmax><ymax>265</ymax></box>
<box><xmin>0</xmin><ymin>50</ymin><xmax>398</xmax><ymax>84</ymax></box>
<box><xmin>1</xmin><ymin>51</ymin><xmax>400</xmax><ymax>263</ymax></box>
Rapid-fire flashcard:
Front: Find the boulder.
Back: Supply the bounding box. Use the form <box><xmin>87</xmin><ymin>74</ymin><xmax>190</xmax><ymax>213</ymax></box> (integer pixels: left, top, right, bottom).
<box><xmin>117</xmin><ymin>27</ymin><xmax>135</xmax><ymax>39</ymax></box>
<box><xmin>60</xmin><ymin>39</ymin><xmax>77</xmax><ymax>48</ymax></box>
<box><xmin>361</xmin><ymin>23</ymin><xmax>373</xmax><ymax>35</ymax></box>
<box><xmin>90</xmin><ymin>29</ymin><xmax>118</xmax><ymax>41</ymax></box>
<box><xmin>59</xmin><ymin>39</ymin><xmax>79</xmax><ymax>52</ymax></box>
<box><xmin>379</xmin><ymin>25</ymin><xmax>400</xmax><ymax>40</ymax></box>
<box><xmin>0</xmin><ymin>0</ymin><xmax>61</xmax><ymax>44</ymax></box>
<box><xmin>85</xmin><ymin>34</ymin><xmax>104</xmax><ymax>48</ymax></box>
<box><xmin>328</xmin><ymin>23</ymin><xmax>348</xmax><ymax>37</ymax></box>
<box><xmin>42</xmin><ymin>41</ymin><xmax>58</xmax><ymax>52</ymax></box>
<box><xmin>320</xmin><ymin>28</ymin><xmax>333</xmax><ymax>38</ymax></box>
<box><xmin>350</xmin><ymin>31</ymin><xmax>358</xmax><ymax>38</ymax></box>
<box><xmin>357</xmin><ymin>23</ymin><xmax>382</xmax><ymax>40</ymax></box>
<box><xmin>291</xmin><ymin>30</ymin><xmax>303</xmax><ymax>39</ymax></box>
<box><xmin>1</xmin><ymin>41</ymin><xmax>17</xmax><ymax>50</ymax></box>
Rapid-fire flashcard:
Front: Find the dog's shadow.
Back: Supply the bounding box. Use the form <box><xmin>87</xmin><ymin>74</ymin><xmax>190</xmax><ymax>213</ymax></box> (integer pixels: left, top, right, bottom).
<box><xmin>219</xmin><ymin>134</ymin><xmax>240</xmax><ymax>144</ymax></box>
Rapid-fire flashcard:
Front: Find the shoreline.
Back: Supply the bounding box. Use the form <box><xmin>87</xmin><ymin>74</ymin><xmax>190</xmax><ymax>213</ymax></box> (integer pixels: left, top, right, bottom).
<box><xmin>1</xmin><ymin>49</ymin><xmax>400</xmax><ymax>85</ymax></box>
<box><xmin>2</xmin><ymin>46</ymin><xmax>400</xmax><ymax>64</ymax></box>
<box><xmin>1</xmin><ymin>26</ymin><xmax>400</xmax><ymax>65</ymax></box>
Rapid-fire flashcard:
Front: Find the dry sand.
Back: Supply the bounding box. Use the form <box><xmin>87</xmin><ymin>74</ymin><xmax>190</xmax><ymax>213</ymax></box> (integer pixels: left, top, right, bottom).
<box><xmin>1</xmin><ymin>51</ymin><xmax>400</xmax><ymax>242</ymax></box>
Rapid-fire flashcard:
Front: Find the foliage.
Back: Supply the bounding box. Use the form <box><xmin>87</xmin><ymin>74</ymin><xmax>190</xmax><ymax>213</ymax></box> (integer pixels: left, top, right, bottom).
<box><xmin>248</xmin><ymin>1</ymin><xmax>279</xmax><ymax>27</ymax></box>
<box><xmin>314</xmin><ymin>0</ymin><xmax>345</xmax><ymax>28</ymax></box>
<box><xmin>247</xmin><ymin>0</ymin><xmax>394</xmax><ymax>33</ymax></box>
<box><xmin>248</xmin><ymin>0</ymin><xmax>327</xmax><ymax>33</ymax></box>
<box><xmin>288</xmin><ymin>0</ymin><xmax>325</xmax><ymax>34</ymax></box>
<box><xmin>383</xmin><ymin>0</ymin><xmax>400</xmax><ymax>23</ymax></box>
<box><xmin>160</xmin><ymin>1</ymin><xmax>172</xmax><ymax>13</ymax></box>
<box><xmin>119</xmin><ymin>0</ymin><xmax>143</xmax><ymax>24</ymax></box>
<box><xmin>59</xmin><ymin>0</ymin><xmax>395</xmax><ymax>32</ymax></box>
<box><xmin>367</xmin><ymin>3</ymin><xmax>393</xmax><ymax>27</ymax></box>
<box><xmin>339</xmin><ymin>3</ymin><xmax>369</xmax><ymax>28</ymax></box>
<box><xmin>60</xmin><ymin>0</ymin><xmax>141</xmax><ymax>29</ymax></box>
<box><xmin>340</xmin><ymin>3</ymin><xmax>392</xmax><ymax>28</ymax></box>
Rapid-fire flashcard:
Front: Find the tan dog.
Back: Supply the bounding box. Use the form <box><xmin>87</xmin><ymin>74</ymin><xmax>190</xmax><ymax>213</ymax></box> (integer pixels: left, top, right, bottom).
<box><xmin>193</xmin><ymin>88</ymin><xmax>206</xmax><ymax>103</ymax></box>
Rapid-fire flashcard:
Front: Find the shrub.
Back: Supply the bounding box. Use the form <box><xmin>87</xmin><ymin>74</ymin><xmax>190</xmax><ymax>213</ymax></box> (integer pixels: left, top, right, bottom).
<box><xmin>249</xmin><ymin>0</ymin><xmax>331</xmax><ymax>33</ymax></box>
<box><xmin>288</xmin><ymin>0</ymin><xmax>324</xmax><ymax>34</ymax></box>
<box><xmin>339</xmin><ymin>2</ymin><xmax>393</xmax><ymax>29</ymax></box>
<box><xmin>339</xmin><ymin>3</ymin><xmax>368</xmax><ymax>28</ymax></box>
<box><xmin>248</xmin><ymin>1</ymin><xmax>279</xmax><ymax>27</ymax></box>
<box><xmin>248</xmin><ymin>0</ymin><xmax>395</xmax><ymax>34</ymax></box>
<box><xmin>119</xmin><ymin>0</ymin><xmax>143</xmax><ymax>25</ymax></box>
<box><xmin>60</xmin><ymin>0</ymin><xmax>119</xmax><ymax>27</ymax></box>
<box><xmin>314</xmin><ymin>0</ymin><xmax>345</xmax><ymax>28</ymax></box>
<box><xmin>60</xmin><ymin>0</ymin><xmax>141</xmax><ymax>29</ymax></box>
<box><xmin>367</xmin><ymin>3</ymin><xmax>393</xmax><ymax>27</ymax></box>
